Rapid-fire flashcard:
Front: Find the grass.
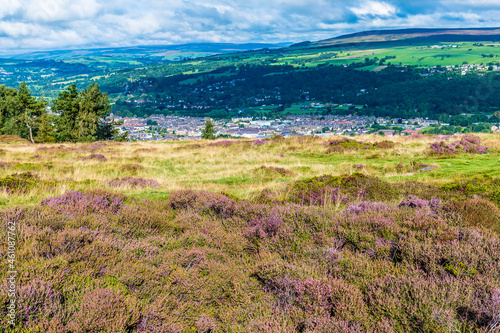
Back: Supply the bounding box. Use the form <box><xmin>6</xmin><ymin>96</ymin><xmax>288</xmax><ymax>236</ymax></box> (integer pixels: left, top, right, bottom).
<box><xmin>0</xmin><ymin>134</ymin><xmax>498</xmax><ymax>207</ymax></box>
<box><xmin>1</xmin><ymin>134</ymin><xmax>500</xmax><ymax>331</ymax></box>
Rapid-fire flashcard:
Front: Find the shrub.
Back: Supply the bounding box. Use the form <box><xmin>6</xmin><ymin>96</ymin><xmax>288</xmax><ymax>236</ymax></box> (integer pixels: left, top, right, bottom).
<box><xmin>82</xmin><ymin>153</ymin><xmax>107</xmax><ymax>161</ymax></box>
<box><xmin>0</xmin><ymin>172</ymin><xmax>37</xmax><ymax>193</ymax></box>
<box><xmin>107</xmin><ymin>177</ymin><xmax>159</xmax><ymax>188</ymax></box>
<box><xmin>285</xmin><ymin>173</ymin><xmax>398</xmax><ymax>205</ymax></box>
<box><xmin>256</xmin><ymin>166</ymin><xmax>293</xmax><ymax>176</ymax></box>
<box><xmin>326</xmin><ymin>145</ymin><xmax>346</xmax><ymax>154</ymax></box>
<box><xmin>69</xmin><ymin>289</ymin><xmax>140</xmax><ymax>332</ymax></box>
<box><xmin>246</xmin><ymin>209</ymin><xmax>283</xmax><ymax>240</ymax></box>
<box><xmin>373</xmin><ymin>140</ymin><xmax>396</xmax><ymax>149</ymax></box>
<box><xmin>430</xmin><ymin>134</ymin><xmax>489</xmax><ymax>155</ymax></box>
<box><xmin>208</xmin><ymin>140</ymin><xmax>234</xmax><ymax>147</ymax></box>
<box><xmin>443</xmin><ymin>198</ymin><xmax>500</xmax><ymax>231</ymax></box>
<box><xmin>253</xmin><ymin>139</ymin><xmax>268</xmax><ymax>146</ymax></box>
<box><xmin>327</xmin><ymin>137</ymin><xmax>368</xmax><ymax>150</ymax></box>
<box><xmin>119</xmin><ymin>163</ymin><xmax>143</xmax><ymax>173</ymax></box>
<box><xmin>40</xmin><ymin>191</ymin><xmax>123</xmax><ymax>215</ymax></box>
<box><xmin>15</xmin><ymin>280</ymin><xmax>63</xmax><ymax>326</ymax></box>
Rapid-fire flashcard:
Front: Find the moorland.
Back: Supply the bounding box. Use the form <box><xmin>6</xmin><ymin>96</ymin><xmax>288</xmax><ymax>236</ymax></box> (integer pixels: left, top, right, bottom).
<box><xmin>1</xmin><ymin>133</ymin><xmax>499</xmax><ymax>332</ymax></box>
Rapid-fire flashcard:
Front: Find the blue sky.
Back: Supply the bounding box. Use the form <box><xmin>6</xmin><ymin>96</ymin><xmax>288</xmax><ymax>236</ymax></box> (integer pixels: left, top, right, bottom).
<box><xmin>0</xmin><ymin>0</ymin><xmax>499</xmax><ymax>51</ymax></box>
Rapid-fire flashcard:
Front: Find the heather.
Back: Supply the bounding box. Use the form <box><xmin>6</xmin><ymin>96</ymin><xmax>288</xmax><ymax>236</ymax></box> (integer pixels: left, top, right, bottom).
<box><xmin>2</xmin><ymin>183</ymin><xmax>500</xmax><ymax>331</ymax></box>
<box><xmin>107</xmin><ymin>177</ymin><xmax>159</xmax><ymax>189</ymax></box>
<box><xmin>0</xmin><ymin>134</ymin><xmax>499</xmax><ymax>331</ymax></box>
<box><xmin>430</xmin><ymin>134</ymin><xmax>490</xmax><ymax>155</ymax></box>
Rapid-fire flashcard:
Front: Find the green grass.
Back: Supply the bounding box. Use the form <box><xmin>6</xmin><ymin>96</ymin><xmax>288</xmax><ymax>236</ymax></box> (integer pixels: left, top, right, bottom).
<box><xmin>0</xmin><ymin>133</ymin><xmax>498</xmax><ymax>207</ymax></box>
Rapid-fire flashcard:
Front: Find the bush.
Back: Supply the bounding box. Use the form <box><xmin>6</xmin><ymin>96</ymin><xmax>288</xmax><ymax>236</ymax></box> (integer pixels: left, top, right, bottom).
<box><xmin>0</xmin><ymin>172</ymin><xmax>37</xmax><ymax>193</ymax></box>
<box><xmin>430</xmin><ymin>134</ymin><xmax>489</xmax><ymax>155</ymax></box>
<box><xmin>69</xmin><ymin>289</ymin><xmax>140</xmax><ymax>332</ymax></box>
<box><xmin>443</xmin><ymin>198</ymin><xmax>500</xmax><ymax>231</ymax></box>
<box><xmin>82</xmin><ymin>153</ymin><xmax>107</xmax><ymax>161</ymax></box>
<box><xmin>107</xmin><ymin>177</ymin><xmax>159</xmax><ymax>188</ymax></box>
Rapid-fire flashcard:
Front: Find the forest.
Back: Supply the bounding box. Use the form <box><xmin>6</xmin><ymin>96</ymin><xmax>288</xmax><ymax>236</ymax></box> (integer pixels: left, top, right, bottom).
<box><xmin>112</xmin><ymin>64</ymin><xmax>500</xmax><ymax>122</ymax></box>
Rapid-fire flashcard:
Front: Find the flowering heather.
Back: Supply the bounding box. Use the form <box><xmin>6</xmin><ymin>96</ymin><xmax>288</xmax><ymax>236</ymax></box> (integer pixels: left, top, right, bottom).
<box><xmin>343</xmin><ymin>201</ymin><xmax>392</xmax><ymax>215</ymax></box>
<box><xmin>399</xmin><ymin>195</ymin><xmax>441</xmax><ymax>211</ymax></box>
<box><xmin>208</xmin><ymin>140</ymin><xmax>234</xmax><ymax>147</ymax></box>
<box><xmin>0</xmin><ymin>172</ymin><xmax>37</xmax><ymax>193</ymax></box>
<box><xmin>3</xmin><ymin>168</ymin><xmax>500</xmax><ymax>331</ymax></box>
<box><xmin>246</xmin><ymin>209</ymin><xmax>283</xmax><ymax>240</ymax></box>
<box><xmin>253</xmin><ymin>139</ymin><xmax>268</xmax><ymax>146</ymax></box>
<box><xmin>430</xmin><ymin>134</ymin><xmax>489</xmax><ymax>155</ymax></box>
<box><xmin>15</xmin><ymin>280</ymin><xmax>63</xmax><ymax>325</ymax></box>
<box><xmin>82</xmin><ymin>153</ymin><xmax>107</xmax><ymax>161</ymax></box>
<box><xmin>409</xmin><ymin>132</ymin><xmax>424</xmax><ymax>139</ymax></box>
<box><xmin>69</xmin><ymin>288</ymin><xmax>140</xmax><ymax>332</ymax></box>
<box><xmin>40</xmin><ymin>190</ymin><xmax>123</xmax><ymax>215</ymax></box>
<box><xmin>107</xmin><ymin>177</ymin><xmax>159</xmax><ymax>188</ymax></box>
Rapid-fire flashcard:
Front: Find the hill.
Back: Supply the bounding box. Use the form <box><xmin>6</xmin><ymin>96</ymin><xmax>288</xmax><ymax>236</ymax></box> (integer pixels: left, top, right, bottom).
<box><xmin>299</xmin><ymin>27</ymin><xmax>500</xmax><ymax>48</ymax></box>
<box><xmin>4</xmin><ymin>42</ymin><xmax>289</xmax><ymax>62</ymax></box>
<box><xmin>0</xmin><ymin>134</ymin><xmax>499</xmax><ymax>331</ymax></box>
<box><xmin>3</xmin><ymin>27</ymin><xmax>500</xmax><ymax>119</ymax></box>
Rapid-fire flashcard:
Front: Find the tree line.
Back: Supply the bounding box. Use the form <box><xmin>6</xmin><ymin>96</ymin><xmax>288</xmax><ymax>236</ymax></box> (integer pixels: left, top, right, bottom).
<box><xmin>0</xmin><ymin>82</ymin><xmax>125</xmax><ymax>143</ymax></box>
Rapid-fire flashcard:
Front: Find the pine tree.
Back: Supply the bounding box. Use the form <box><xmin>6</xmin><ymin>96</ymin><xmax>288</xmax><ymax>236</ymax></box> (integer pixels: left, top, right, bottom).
<box><xmin>35</xmin><ymin>112</ymin><xmax>55</xmax><ymax>143</ymax></box>
<box><xmin>53</xmin><ymin>84</ymin><xmax>80</xmax><ymax>142</ymax></box>
<box><xmin>202</xmin><ymin>119</ymin><xmax>216</xmax><ymax>139</ymax></box>
<box><xmin>53</xmin><ymin>82</ymin><xmax>118</xmax><ymax>142</ymax></box>
<box><xmin>16</xmin><ymin>82</ymin><xmax>47</xmax><ymax>143</ymax></box>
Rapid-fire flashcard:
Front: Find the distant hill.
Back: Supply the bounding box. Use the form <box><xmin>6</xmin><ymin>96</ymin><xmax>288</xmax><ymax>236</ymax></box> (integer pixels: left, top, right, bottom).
<box><xmin>292</xmin><ymin>27</ymin><xmax>500</xmax><ymax>49</ymax></box>
<box><xmin>4</xmin><ymin>43</ymin><xmax>291</xmax><ymax>61</ymax></box>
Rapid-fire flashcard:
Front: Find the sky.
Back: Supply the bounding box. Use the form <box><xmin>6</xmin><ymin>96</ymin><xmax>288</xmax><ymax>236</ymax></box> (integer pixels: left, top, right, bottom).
<box><xmin>0</xmin><ymin>0</ymin><xmax>500</xmax><ymax>52</ymax></box>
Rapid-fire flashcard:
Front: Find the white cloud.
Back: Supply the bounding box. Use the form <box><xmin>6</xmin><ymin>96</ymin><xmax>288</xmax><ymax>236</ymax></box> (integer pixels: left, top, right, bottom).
<box><xmin>350</xmin><ymin>1</ymin><xmax>398</xmax><ymax>17</ymax></box>
<box><xmin>441</xmin><ymin>0</ymin><xmax>500</xmax><ymax>7</ymax></box>
<box><xmin>0</xmin><ymin>0</ymin><xmax>499</xmax><ymax>52</ymax></box>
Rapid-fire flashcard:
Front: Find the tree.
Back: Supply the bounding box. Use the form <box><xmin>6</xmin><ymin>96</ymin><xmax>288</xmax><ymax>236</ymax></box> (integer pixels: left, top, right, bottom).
<box><xmin>16</xmin><ymin>82</ymin><xmax>47</xmax><ymax>143</ymax></box>
<box><xmin>494</xmin><ymin>111</ymin><xmax>500</xmax><ymax>123</ymax></box>
<box><xmin>202</xmin><ymin>119</ymin><xmax>216</xmax><ymax>139</ymax></box>
<box><xmin>53</xmin><ymin>83</ymin><xmax>121</xmax><ymax>142</ymax></box>
<box><xmin>35</xmin><ymin>112</ymin><xmax>56</xmax><ymax>143</ymax></box>
<box><xmin>53</xmin><ymin>84</ymin><xmax>80</xmax><ymax>142</ymax></box>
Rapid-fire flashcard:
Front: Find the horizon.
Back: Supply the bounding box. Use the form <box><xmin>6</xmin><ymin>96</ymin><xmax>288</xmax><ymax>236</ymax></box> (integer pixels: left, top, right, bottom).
<box><xmin>2</xmin><ymin>0</ymin><xmax>500</xmax><ymax>53</ymax></box>
<box><xmin>2</xmin><ymin>26</ymin><xmax>500</xmax><ymax>56</ymax></box>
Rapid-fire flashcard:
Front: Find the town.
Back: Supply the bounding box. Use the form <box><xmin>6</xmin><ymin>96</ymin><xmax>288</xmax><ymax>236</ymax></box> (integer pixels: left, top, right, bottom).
<box><xmin>113</xmin><ymin>112</ymin><xmax>445</xmax><ymax>141</ymax></box>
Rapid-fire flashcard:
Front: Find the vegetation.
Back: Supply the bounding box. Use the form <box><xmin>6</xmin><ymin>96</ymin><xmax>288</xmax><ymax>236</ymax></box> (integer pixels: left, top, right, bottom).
<box><xmin>4</xmin><ymin>34</ymin><xmax>500</xmax><ymax>122</ymax></box>
<box><xmin>0</xmin><ymin>134</ymin><xmax>499</xmax><ymax>331</ymax></box>
<box><xmin>0</xmin><ymin>83</ymin><xmax>124</xmax><ymax>143</ymax></box>
<box><xmin>201</xmin><ymin>119</ymin><xmax>216</xmax><ymax>139</ymax></box>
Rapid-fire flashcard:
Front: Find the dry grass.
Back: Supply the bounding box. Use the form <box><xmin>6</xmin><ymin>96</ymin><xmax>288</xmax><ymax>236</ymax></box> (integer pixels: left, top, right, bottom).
<box><xmin>0</xmin><ymin>133</ymin><xmax>498</xmax><ymax>206</ymax></box>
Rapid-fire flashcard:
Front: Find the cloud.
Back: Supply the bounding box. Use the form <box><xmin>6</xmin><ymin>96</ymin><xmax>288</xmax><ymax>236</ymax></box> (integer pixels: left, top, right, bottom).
<box><xmin>350</xmin><ymin>1</ymin><xmax>398</xmax><ymax>18</ymax></box>
<box><xmin>0</xmin><ymin>0</ymin><xmax>499</xmax><ymax>52</ymax></box>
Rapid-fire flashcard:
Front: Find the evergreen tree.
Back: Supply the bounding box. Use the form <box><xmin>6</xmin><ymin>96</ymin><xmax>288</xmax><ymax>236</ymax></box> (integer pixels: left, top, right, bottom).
<box><xmin>35</xmin><ymin>112</ymin><xmax>56</xmax><ymax>143</ymax></box>
<box><xmin>202</xmin><ymin>119</ymin><xmax>216</xmax><ymax>139</ymax></box>
<box><xmin>53</xmin><ymin>83</ymin><xmax>120</xmax><ymax>142</ymax></box>
<box><xmin>0</xmin><ymin>85</ymin><xmax>18</xmax><ymax>135</ymax></box>
<box><xmin>494</xmin><ymin>111</ymin><xmax>500</xmax><ymax>123</ymax></box>
<box><xmin>15</xmin><ymin>83</ymin><xmax>47</xmax><ymax>143</ymax></box>
<box><xmin>53</xmin><ymin>84</ymin><xmax>80</xmax><ymax>142</ymax></box>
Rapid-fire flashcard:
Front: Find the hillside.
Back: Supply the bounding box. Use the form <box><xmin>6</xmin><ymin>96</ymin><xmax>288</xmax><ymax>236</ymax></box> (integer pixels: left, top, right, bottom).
<box><xmin>5</xmin><ymin>43</ymin><xmax>288</xmax><ymax>61</ymax></box>
<box><xmin>3</xmin><ymin>27</ymin><xmax>500</xmax><ymax>118</ymax></box>
<box><xmin>300</xmin><ymin>27</ymin><xmax>500</xmax><ymax>48</ymax></box>
<box><xmin>0</xmin><ymin>134</ymin><xmax>499</xmax><ymax>331</ymax></box>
